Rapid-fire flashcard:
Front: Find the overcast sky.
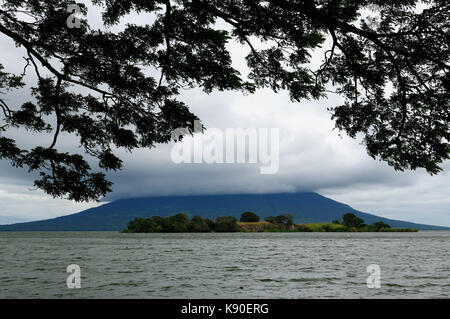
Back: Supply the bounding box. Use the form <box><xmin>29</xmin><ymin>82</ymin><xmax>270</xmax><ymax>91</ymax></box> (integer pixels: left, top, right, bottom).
<box><xmin>1</xmin><ymin>2</ymin><xmax>449</xmax><ymax>227</ymax></box>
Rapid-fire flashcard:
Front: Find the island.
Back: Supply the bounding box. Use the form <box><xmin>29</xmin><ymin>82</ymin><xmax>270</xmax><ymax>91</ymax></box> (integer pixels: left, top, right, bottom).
<box><xmin>122</xmin><ymin>212</ymin><xmax>418</xmax><ymax>233</ymax></box>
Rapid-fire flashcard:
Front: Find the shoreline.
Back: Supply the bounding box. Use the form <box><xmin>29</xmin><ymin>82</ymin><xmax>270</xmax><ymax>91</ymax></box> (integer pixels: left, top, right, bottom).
<box><xmin>237</xmin><ymin>222</ymin><xmax>418</xmax><ymax>233</ymax></box>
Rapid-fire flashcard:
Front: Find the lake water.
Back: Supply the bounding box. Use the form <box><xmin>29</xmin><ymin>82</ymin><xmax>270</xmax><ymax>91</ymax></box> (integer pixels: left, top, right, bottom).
<box><xmin>0</xmin><ymin>231</ymin><xmax>449</xmax><ymax>298</ymax></box>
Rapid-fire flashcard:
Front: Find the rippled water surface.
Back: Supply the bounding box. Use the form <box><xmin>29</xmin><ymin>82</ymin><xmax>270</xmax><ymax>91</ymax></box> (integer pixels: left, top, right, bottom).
<box><xmin>0</xmin><ymin>231</ymin><xmax>449</xmax><ymax>298</ymax></box>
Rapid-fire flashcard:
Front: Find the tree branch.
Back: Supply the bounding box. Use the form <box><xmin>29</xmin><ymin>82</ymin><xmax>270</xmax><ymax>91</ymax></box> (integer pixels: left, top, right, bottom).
<box><xmin>159</xmin><ymin>0</ymin><xmax>172</xmax><ymax>89</ymax></box>
<box><xmin>0</xmin><ymin>23</ymin><xmax>118</xmax><ymax>98</ymax></box>
<box><xmin>48</xmin><ymin>77</ymin><xmax>62</xmax><ymax>150</ymax></box>
<box><xmin>0</xmin><ymin>98</ymin><xmax>12</xmax><ymax>118</ymax></box>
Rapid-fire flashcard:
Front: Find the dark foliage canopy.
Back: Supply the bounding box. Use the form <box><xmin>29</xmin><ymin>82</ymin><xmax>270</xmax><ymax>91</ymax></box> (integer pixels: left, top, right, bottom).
<box><xmin>264</xmin><ymin>213</ymin><xmax>294</xmax><ymax>225</ymax></box>
<box><xmin>342</xmin><ymin>212</ymin><xmax>364</xmax><ymax>228</ymax></box>
<box><xmin>240</xmin><ymin>211</ymin><xmax>260</xmax><ymax>222</ymax></box>
<box><xmin>214</xmin><ymin>215</ymin><xmax>239</xmax><ymax>232</ymax></box>
<box><xmin>0</xmin><ymin>0</ymin><xmax>449</xmax><ymax>201</ymax></box>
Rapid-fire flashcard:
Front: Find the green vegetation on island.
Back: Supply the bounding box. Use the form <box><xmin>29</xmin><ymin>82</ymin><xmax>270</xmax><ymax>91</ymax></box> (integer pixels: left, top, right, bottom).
<box><xmin>122</xmin><ymin>212</ymin><xmax>418</xmax><ymax>233</ymax></box>
<box><xmin>123</xmin><ymin>213</ymin><xmax>240</xmax><ymax>233</ymax></box>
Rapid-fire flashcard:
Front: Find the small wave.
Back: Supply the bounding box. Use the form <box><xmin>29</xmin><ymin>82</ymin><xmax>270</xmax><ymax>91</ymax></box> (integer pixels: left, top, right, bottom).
<box><xmin>385</xmin><ymin>283</ymin><xmax>406</xmax><ymax>288</ymax></box>
<box><xmin>289</xmin><ymin>277</ymin><xmax>340</xmax><ymax>283</ymax></box>
<box><xmin>404</xmin><ymin>275</ymin><xmax>449</xmax><ymax>280</ymax></box>
<box><xmin>23</xmin><ymin>277</ymin><xmax>39</xmax><ymax>281</ymax></box>
<box><xmin>117</xmin><ymin>270</ymin><xmax>146</xmax><ymax>274</ymax></box>
<box><xmin>259</xmin><ymin>278</ymin><xmax>283</xmax><ymax>282</ymax></box>
<box><xmin>223</xmin><ymin>266</ymin><xmax>241</xmax><ymax>271</ymax></box>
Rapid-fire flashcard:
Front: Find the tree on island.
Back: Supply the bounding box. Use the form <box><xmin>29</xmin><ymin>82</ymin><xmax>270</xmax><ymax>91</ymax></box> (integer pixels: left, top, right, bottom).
<box><xmin>371</xmin><ymin>221</ymin><xmax>391</xmax><ymax>231</ymax></box>
<box><xmin>0</xmin><ymin>1</ymin><xmax>449</xmax><ymax>202</ymax></box>
<box><xmin>240</xmin><ymin>211</ymin><xmax>260</xmax><ymax>222</ymax></box>
<box><xmin>214</xmin><ymin>216</ymin><xmax>240</xmax><ymax>232</ymax></box>
<box><xmin>276</xmin><ymin>214</ymin><xmax>294</xmax><ymax>226</ymax></box>
<box><xmin>204</xmin><ymin>218</ymin><xmax>216</xmax><ymax>232</ymax></box>
<box><xmin>125</xmin><ymin>213</ymin><xmax>192</xmax><ymax>233</ymax></box>
<box><xmin>188</xmin><ymin>215</ymin><xmax>210</xmax><ymax>232</ymax></box>
<box><xmin>126</xmin><ymin>217</ymin><xmax>158</xmax><ymax>233</ymax></box>
<box><xmin>342</xmin><ymin>213</ymin><xmax>365</xmax><ymax>229</ymax></box>
<box><xmin>264</xmin><ymin>216</ymin><xmax>276</xmax><ymax>224</ymax></box>
<box><xmin>339</xmin><ymin>213</ymin><xmax>392</xmax><ymax>231</ymax></box>
<box><xmin>265</xmin><ymin>214</ymin><xmax>294</xmax><ymax>226</ymax></box>
<box><xmin>166</xmin><ymin>213</ymin><xmax>190</xmax><ymax>232</ymax></box>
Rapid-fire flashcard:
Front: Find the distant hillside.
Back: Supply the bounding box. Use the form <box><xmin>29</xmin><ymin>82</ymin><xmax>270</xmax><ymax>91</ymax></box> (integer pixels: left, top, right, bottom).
<box><xmin>0</xmin><ymin>216</ymin><xmax>29</xmax><ymax>225</ymax></box>
<box><xmin>0</xmin><ymin>192</ymin><xmax>448</xmax><ymax>231</ymax></box>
